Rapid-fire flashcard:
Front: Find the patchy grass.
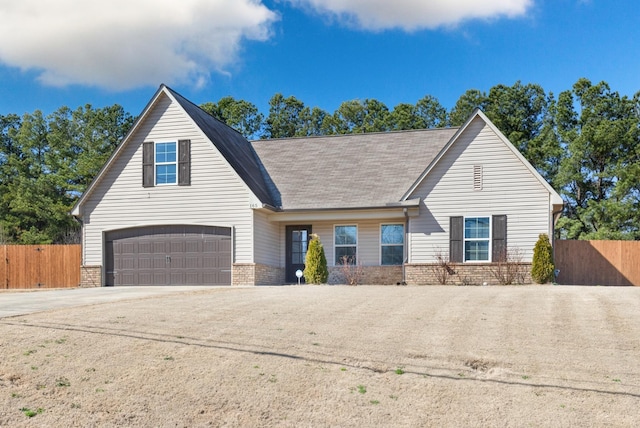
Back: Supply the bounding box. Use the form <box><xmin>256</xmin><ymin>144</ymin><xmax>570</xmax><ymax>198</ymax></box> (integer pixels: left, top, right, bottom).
<box><xmin>20</xmin><ymin>407</ymin><xmax>44</xmax><ymax>418</ymax></box>
<box><xmin>56</xmin><ymin>377</ymin><xmax>71</xmax><ymax>387</ymax></box>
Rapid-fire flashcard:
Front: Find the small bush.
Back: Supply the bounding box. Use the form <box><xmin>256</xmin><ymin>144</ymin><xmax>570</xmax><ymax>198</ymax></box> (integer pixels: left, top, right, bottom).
<box><xmin>303</xmin><ymin>234</ymin><xmax>328</xmax><ymax>284</ymax></box>
<box><xmin>490</xmin><ymin>247</ymin><xmax>528</xmax><ymax>285</ymax></box>
<box><xmin>531</xmin><ymin>234</ymin><xmax>554</xmax><ymax>284</ymax></box>
<box><xmin>430</xmin><ymin>249</ymin><xmax>455</xmax><ymax>285</ymax></box>
<box><xmin>339</xmin><ymin>256</ymin><xmax>364</xmax><ymax>285</ymax></box>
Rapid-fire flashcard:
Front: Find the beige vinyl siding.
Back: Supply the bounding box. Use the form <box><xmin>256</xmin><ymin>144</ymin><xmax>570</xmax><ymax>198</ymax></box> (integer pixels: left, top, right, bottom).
<box><xmin>253</xmin><ymin>210</ymin><xmax>281</xmax><ymax>266</ymax></box>
<box><xmin>82</xmin><ymin>93</ymin><xmax>254</xmax><ymax>266</ymax></box>
<box><xmin>408</xmin><ymin>117</ymin><xmax>551</xmax><ymax>263</ymax></box>
<box><xmin>277</xmin><ymin>219</ymin><xmax>403</xmax><ymax>266</ymax></box>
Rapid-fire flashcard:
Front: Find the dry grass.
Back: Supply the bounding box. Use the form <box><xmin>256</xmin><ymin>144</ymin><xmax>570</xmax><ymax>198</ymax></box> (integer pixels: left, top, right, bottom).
<box><xmin>1</xmin><ymin>285</ymin><xmax>639</xmax><ymax>427</ymax></box>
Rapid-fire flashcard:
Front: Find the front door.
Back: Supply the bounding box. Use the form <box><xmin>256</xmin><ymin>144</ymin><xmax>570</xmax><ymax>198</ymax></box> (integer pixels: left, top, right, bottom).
<box><xmin>285</xmin><ymin>225</ymin><xmax>312</xmax><ymax>283</ymax></box>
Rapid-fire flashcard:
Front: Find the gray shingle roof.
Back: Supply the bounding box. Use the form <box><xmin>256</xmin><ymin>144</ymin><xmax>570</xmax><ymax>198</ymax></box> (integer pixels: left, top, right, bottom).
<box><xmin>251</xmin><ymin>128</ymin><xmax>459</xmax><ymax>210</ymax></box>
<box><xmin>165</xmin><ymin>85</ymin><xmax>276</xmax><ymax>207</ymax></box>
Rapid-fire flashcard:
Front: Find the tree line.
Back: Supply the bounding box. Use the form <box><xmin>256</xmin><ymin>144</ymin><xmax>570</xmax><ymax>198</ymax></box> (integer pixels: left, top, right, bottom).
<box><xmin>1</xmin><ymin>78</ymin><xmax>638</xmax><ymax>244</ymax></box>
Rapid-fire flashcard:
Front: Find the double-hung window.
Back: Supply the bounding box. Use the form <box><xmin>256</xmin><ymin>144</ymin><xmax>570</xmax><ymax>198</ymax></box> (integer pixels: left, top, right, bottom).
<box><xmin>143</xmin><ymin>140</ymin><xmax>190</xmax><ymax>187</ymax></box>
<box><xmin>450</xmin><ymin>215</ymin><xmax>506</xmax><ymax>263</ymax></box>
<box><xmin>335</xmin><ymin>225</ymin><xmax>357</xmax><ymax>265</ymax></box>
<box><xmin>155</xmin><ymin>142</ymin><xmax>177</xmax><ymax>185</ymax></box>
<box><xmin>464</xmin><ymin>217</ymin><xmax>490</xmax><ymax>262</ymax></box>
<box><xmin>381</xmin><ymin>224</ymin><xmax>404</xmax><ymax>265</ymax></box>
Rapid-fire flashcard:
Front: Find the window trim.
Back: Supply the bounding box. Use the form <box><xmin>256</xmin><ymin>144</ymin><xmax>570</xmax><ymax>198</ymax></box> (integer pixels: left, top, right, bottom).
<box><xmin>380</xmin><ymin>223</ymin><xmax>404</xmax><ymax>266</ymax></box>
<box><xmin>155</xmin><ymin>141</ymin><xmax>178</xmax><ymax>186</ymax></box>
<box><xmin>463</xmin><ymin>215</ymin><xmax>491</xmax><ymax>263</ymax></box>
<box><xmin>334</xmin><ymin>224</ymin><xmax>358</xmax><ymax>266</ymax></box>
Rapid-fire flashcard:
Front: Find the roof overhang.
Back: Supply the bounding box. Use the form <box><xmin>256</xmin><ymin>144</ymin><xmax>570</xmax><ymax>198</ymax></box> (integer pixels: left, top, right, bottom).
<box><xmin>71</xmin><ymin>85</ymin><xmax>170</xmax><ymax>218</ymax></box>
<box><xmin>266</xmin><ymin>200</ymin><xmax>420</xmax><ymax>222</ymax></box>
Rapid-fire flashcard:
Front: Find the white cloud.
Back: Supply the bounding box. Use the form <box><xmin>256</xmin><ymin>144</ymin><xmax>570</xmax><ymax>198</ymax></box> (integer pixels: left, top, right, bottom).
<box><xmin>0</xmin><ymin>0</ymin><xmax>277</xmax><ymax>90</ymax></box>
<box><xmin>286</xmin><ymin>0</ymin><xmax>533</xmax><ymax>31</ymax></box>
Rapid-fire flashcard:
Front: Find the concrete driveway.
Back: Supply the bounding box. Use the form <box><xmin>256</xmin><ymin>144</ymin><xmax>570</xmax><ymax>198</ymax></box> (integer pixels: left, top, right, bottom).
<box><xmin>0</xmin><ymin>286</ymin><xmax>226</xmax><ymax>318</ymax></box>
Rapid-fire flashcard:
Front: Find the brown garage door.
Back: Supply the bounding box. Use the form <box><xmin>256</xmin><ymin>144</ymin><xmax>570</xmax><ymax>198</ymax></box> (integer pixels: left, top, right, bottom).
<box><xmin>105</xmin><ymin>225</ymin><xmax>231</xmax><ymax>286</ymax></box>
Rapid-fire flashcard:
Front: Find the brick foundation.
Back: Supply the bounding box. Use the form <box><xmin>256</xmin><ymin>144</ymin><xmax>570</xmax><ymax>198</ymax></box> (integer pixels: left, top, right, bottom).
<box><xmin>327</xmin><ymin>265</ymin><xmax>404</xmax><ymax>285</ymax></box>
<box><xmin>232</xmin><ymin>263</ymin><xmax>284</xmax><ymax>286</ymax></box>
<box><xmin>80</xmin><ymin>265</ymin><xmax>102</xmax><ymax>287</ymax></box>
<box><xmin>255</xmin><ymin>264</ymin><xmax>285</xmax><ymax>285</ymax></box>
<box><xmin>405</xmin><ymin>263</ymin><xmax>532</xmax><ymax>285</ymax></box>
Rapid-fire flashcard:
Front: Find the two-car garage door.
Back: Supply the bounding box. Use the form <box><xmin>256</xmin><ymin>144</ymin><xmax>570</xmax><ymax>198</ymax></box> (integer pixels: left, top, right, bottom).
<box><xmin>105</xmin><ymin>225</ymin><xmax>231</xmax><ymax>286</ymax></box>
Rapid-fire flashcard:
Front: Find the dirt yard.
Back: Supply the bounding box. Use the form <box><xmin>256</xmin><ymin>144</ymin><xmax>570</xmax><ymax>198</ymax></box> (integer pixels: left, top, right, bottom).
<box><xmin>1</xmin><ymin>285</ymin><xmax>639</xmax><ymax>427</ymax></box>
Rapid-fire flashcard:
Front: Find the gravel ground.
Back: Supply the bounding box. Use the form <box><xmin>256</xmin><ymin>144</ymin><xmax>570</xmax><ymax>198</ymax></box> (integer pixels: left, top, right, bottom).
<box><xmin>1</xmin><ymin>285</ymin><xmax>639</xmax><ymax>427</ymax></box>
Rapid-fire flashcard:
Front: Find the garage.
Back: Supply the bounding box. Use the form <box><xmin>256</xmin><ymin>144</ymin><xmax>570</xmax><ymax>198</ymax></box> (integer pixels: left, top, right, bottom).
<box><xmin>105</xmin><ymin>225</ymin><xmax>232</xmax><ymax>286</ymax></box>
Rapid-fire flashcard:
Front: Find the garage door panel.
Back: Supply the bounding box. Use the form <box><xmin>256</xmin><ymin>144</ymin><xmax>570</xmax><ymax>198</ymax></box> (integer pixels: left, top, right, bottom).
<box><xmin>138</xmin><ymin>241</ymin><xmax>152</xmax><ymax>254</ymax></box>
<box><xmin>119</xmin><ymin>258</ymin><xmax>135</xmax><ymax>270</ymax></box>
<box><xmin>121</xmin><ymin>272</ymin><xmax>137</xmax><ymax>285</ymax></box>
<box><xmin>185</xmin><ymin>240</ymin><xmax>200</xmax><ymax>253</ymax></box>
<box><xmin>105</xmin><ymin>225</ymin><xmax>232</xmax><ymax>286</ymax></box>
<box><xmin>184</xmin><ymin>256</ymin><xmax>199</xmax><ymax>269</ymax></box>
<box><xmin>138</xmin><ymin>272</ymin><xmax>153</xmax><ymax>285</ymax></box>
<box><xmin>185</xmin><ymin>272</ymin><xmax>199</xmax><ymax>284</ymax></box>
<box><xmin>170</xmin><ymin>240</ymin><xmax>184</xmax><ymax>253</ymax></box>
<box><xmin>153</xmin><ymin>256</ymin><xmax>167</xmax><ymax>269</ymax></box>
<box><xmin>171</xmin><ymin>255</ymin><xmax>185</xmax><ymax>269</ymax></box>
<box><xmin>138</xmin><ymin>256</ymin><xmax>152</xmax><ymax>269</ymax></box>
<box><xmin>170</xmin><ymin>271</ymin><xmax>184</xmax><ymax>285</ymax></box>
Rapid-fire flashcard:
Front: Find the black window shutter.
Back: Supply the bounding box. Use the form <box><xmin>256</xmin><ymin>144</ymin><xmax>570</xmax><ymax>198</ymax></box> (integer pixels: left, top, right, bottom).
<box><xmin>178</xmin><ymin>139</ymin><xmax>191</xmax><ymax>186</ymax></box>
<box><xmin>142</xmin><ymin>142</ymin><xmax>154</xmax><ymax>187</ymax></box>
<box><xmin>492</xmin><ymin>215</ymin><xmax>507</xmax><ymax>262</ymax></box>
<box><xmin>450</xmin><ymin>216</ymin><xmax>463</xmax><ymax>263</ymax></box>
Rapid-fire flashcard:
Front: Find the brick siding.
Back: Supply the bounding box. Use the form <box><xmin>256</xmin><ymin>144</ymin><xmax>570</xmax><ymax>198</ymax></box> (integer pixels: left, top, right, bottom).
<box><xmin>232</xmin><ymin>263</ymin><xmax>285</xmax><ymax>286</ymax></box>
<box><xmin>405</xmin><ymin>263</ymin><xmax>532</xmax><ymax>285</ymax></box>
<box><xmin>80</xmin><ymin>265</ymin><xmax>102</xmax><ymax>287</ymax></box>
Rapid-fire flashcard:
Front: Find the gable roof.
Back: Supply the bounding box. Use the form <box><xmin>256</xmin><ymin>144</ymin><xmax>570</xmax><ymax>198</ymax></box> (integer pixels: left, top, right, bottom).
<box><xmin>73</xmin><ymin>86</ymin><xmax>562</xmax><ymax>217</ymax></box>
<box><xmin>164</xmin><ymin>86</ymin><xmax>275</xmax><ymax>207</ymax></box>
<box><xmin>251</xmin><ymin>128</ymin><xmax>458</xmax><ymax>210</ymax></box>
<box><xmin>72</xmin><ymin>85</ymin><xmax>275</xmax><ymax>216</ymax></box>
<box><xmin>402</xmin><ymin>109</ymin><xmax>564</xmax><ymax>208</ymax></box>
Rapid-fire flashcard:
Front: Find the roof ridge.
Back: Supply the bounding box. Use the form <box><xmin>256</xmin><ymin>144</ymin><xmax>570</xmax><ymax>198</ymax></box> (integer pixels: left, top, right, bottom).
<box><xmin>250</xmin><ymin>126</ymin><xmax>460</xmax><ymax>143</ymax></box>
<box><xmin>161</xmin><ymin>84</ymin><xmax>249</xmax><ymax>140</ymax></box>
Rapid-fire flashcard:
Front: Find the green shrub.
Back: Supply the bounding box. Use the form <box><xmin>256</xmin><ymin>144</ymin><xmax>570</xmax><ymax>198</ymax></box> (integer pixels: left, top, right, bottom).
<box><xmin>531</xmin><ymin>234</ymin><xmax>554</xmax><ymax>283</ymax></box>
<box><xmin>303</xmin><ymin>234</ymin><xmax>328</xmax><ymax>284</ymax></box>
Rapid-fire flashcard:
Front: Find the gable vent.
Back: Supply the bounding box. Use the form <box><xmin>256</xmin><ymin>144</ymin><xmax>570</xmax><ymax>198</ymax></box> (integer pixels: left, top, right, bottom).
<box><xmin>473</xmin><ymin>165</ymin><xmax>483</xmax><ymax>191</ymax></box>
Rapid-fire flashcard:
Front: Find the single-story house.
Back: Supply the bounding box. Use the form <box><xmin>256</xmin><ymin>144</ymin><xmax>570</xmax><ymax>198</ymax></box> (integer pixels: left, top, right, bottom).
<box><xmin>72</xmin><ymin>85</ymin><xmax>563</xmax><ymax>286</ymax></box>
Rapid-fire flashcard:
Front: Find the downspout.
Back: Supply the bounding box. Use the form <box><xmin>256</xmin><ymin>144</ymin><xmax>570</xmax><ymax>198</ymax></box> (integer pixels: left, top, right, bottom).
<box><xmin>402</xmin><ymin>207</ymin><xmax>409</xmax><ymax>285</ymax></box>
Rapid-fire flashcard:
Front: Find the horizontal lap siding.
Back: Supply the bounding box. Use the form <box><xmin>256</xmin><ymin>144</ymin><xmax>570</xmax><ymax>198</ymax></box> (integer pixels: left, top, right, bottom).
<box><xmin>287</xmin><ymin>219</ymin><xmax>403</xmax><ymax>266</ymax></box>
<box><xmin>254</xmin><ymin>210</ymin><xmax>280</xmax><ymax>266</ymax></box>
<box><xmin>408</xmin><ymin>118</ymin><xmax>550</xmax><ymax>263</ymax></box>
<box><xmin>82</xmin><ymin>94</ymin><xmax>254</xmax><ymax>266</ymax></box>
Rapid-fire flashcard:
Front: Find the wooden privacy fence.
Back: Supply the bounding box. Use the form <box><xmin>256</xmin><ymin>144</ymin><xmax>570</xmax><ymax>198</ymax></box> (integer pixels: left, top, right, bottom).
<box><xmin>1</xmin><ymin>245</ymin><xmax>81</xmax><ymax>289</ymax></box>
<box><xmin>555</xmin><ymin>240</ymin><xmax>640</xmax><ymax>286</ymax></box>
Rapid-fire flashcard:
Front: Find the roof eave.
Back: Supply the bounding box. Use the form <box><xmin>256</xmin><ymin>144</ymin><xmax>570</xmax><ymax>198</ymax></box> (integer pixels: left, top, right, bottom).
<box><xmin>401</xmin><ymin>108</ymin><xmax>564</xmax><ymax>204</ymax></box>
<box><xmin>266</xmin><ymin>200</ymin><xmax>421</xmax><ymax>222</ymax></box>
<box><xmin>278</xmin><ymin>198</ymin><xmax>421</xmax><ymax>213</ymax></box>
<box><xmin>71</xmin><ymin>84</ymin><xmax>170</xmax><ymax>215</ymax></box>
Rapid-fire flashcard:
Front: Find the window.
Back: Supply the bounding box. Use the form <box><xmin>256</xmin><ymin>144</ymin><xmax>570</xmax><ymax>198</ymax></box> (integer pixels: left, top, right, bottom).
<box><xmin>155</xmin><ymin>142</ymin><xmax>177</xmax><ymax>185</ymax></box>
<box><xmin>381</xmin><ymin>224</ymin><xmax>404</xmax><ymax>265</ymax></box>
<box><xmin>143</xmin><ymin>140</ymin><xmax>190</xmax><ymax>187</ymax></box>
<box><xmin>464</xmin><ymin>217</ymin><xmax>490</xmax><ymax>261</ymax></box>
<box><xmin>450</xmin><ymin>215</ymin><xmax>506</xmax><ymax>263</ymax></box>
<box><xmin>291</xmin><ymin>229</ymin><xmax>308</xmax><ymax>265</ymax></box>
<box><xmin>335</xmin><ymin>225</ymin><xmax>357</xmax><ymax>265</ymax></box>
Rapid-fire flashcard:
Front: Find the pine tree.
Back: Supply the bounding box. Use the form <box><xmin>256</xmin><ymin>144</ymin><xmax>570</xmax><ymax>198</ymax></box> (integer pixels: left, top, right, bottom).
<box><xmin>531</xmin><ymin>234</ymin><xmax>555</xmax><ymax>283</ymax></box>
<box><xmin>303</xmin><ymin>234</ymin><xmax>328</xmax><ymax>284</ymax></box>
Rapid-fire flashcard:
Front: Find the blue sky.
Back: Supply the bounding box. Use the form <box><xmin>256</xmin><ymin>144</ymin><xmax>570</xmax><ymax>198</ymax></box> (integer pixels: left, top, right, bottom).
<box><xmin>0</xmin><ymin>1</ymin><xmax>638</xmax><ymax>118</ymax></box>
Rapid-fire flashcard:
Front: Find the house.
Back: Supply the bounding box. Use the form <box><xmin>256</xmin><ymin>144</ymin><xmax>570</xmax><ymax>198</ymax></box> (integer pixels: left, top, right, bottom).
<box><xmin>72</xmin><ymin>85</ymin><xmax>563</xmax><ymax>286</ymax></box>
